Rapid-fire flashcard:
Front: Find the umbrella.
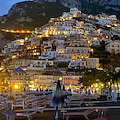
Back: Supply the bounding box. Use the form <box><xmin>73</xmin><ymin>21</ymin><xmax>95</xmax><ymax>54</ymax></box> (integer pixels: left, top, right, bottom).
<box><xmin>62</xmin><ymin>85</ymin><xmax>67</xmax><ymax>101</ymax></box>
<box><xmin>53</xmin><ymin>81</ymin><xmax>58</xmax><ymax>84</ymax></box>
<box><xmin>105</xmin><ymin>89</ymin><xmax>109</xmax><ymax>96</ymax></box>
<box><xmin>88</xmin><ymin>89</ymin><xmax>91</xmax><ymax>95</ymax></box>
<box><xmin>67</xmin><ymin>89</ymin><xmax>72</xmax><ymax>97</ymax></box>
<box><xmin>85</xmin><ymin>89</ymin><xmax>88</xmax><ymax>94</ymax></box>
<box><xmin>51</xmin><ymin>80</ymin><xmax>64</xmax><ymax>120</ymax></box>
<box><xmin>114</xmin><ymin>87</ymin><xmax>117</xmax><ymax>102</ymax></box>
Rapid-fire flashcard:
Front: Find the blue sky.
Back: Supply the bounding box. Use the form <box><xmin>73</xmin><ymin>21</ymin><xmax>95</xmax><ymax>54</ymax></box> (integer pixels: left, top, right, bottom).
<box><xmin>0</xmin><ymin>0</ymin><xmax>27</xmax><ymax>16</ymax></box>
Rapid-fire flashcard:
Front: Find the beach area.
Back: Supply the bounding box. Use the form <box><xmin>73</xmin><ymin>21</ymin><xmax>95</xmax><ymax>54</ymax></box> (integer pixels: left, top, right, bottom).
<box><xmin>1</xmin><ymin>105</ymin><xmax>120</xmax><ymax>120</ymax></box>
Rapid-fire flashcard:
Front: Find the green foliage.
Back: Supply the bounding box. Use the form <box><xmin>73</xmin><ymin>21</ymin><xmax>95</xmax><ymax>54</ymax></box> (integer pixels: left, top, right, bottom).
<box><xmin>57</xmin><ymin>62</ymin><xmax>69</xmax><ymax>67</ymax></box>
<box><xmin>79</xmin><ymin>69</ymin><xmax>109</xmax><ymax>86</ymax></box>
<box><xmin>111</xmin><ymin>35</ymin><xmax>120</xmax><ymax>41</ymax></box>
<box><xmin>0</xmin><ymin>1</ymin><xmax>68</xmax><ymax>30</ymax></box>
<box><xmin>109</xmin><ymin>71</ymin><xmax>120</xmax><ymax>83</ymax></box>
<box><xmin>42</xmin><ymin>37</ymin><xmax>48</xmax><ymax>41</ymax></box>
<box><xmin>91</xmin><ymin>41</ymin><xmax>120</xmax><ymax>71</ymax></box>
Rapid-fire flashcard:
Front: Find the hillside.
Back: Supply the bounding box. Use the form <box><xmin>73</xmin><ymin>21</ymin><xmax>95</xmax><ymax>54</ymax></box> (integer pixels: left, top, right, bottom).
<box><xmin>0</xmin><ymin>1</ymin><xmax>68</xmax><ymax>30</ymax></box>
<box><xmin>0</xmin><ymin>0</ymin><xmax>120</xmax><ymax>30</ymax></box>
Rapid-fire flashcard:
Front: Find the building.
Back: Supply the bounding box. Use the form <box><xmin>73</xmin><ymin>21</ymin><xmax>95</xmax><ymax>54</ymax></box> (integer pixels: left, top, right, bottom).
<box><xmin>69</xmin><ymin>59</ymin><xmax>87</xmax><ymax>69</ymax></box>
<box><xmin>66</xmin><ymin>47</ymin><xmax>92</xmax><ymax>59</ymax></box>
<box><xmin>106</xmin><ymin>41</ymin><xmax>120</xmax><ymax>54</ymax></box>
<box><xmin>87</xmin><ymin>58</ymin><xmax>99</xmax><ymax>69</ymax></box>
<box><xmin>41</xmin><ymin>41</ymin><xmax>52</xmax><ymax>52</ymax></box>
<box><xmin>90</xmin><ymin>38</ymin><xmax>101</xmax><ymax>46</ymax></box>
<box><xmin>39</xmin><ymin>51</ymin><xmax>57</xmax><ymax>59</ymax></box>
<box><xmin>27</xmin><ymin>59</ymin><xmax>54</xmax><ymax>71</ymax></box>
<box><xmin>56</xmin><ymin>53</ymin><xmax>72</xmax><ymax>62</ymax></box>
<box><xmin>8</xmin><ymin>59</ymin><xmax>30</xmax><ymax>71</ymax></box>
<box><xmin>56</xmin><ymin>45</ymin><xmax>65</xmax><ymax>53</ymax></box>
<box><xmin>70</xmin><ymin>8</ymin><xmax>81</xmax><ymax>17</ymax></box>
<box><xmin>52</xmin><ymin>39</ymin><xmax>64</xmax><ymax>46</ymax></box>
<box><xmin>62</xmin><ymin>75</ymin><xmax>81</xmax><ymax>87</ymax></box>
<box><xmin>34</xmin><ymin>70</ymin><xmax>63</xmax><ymax>90</ymax></box>
<box><xmin>68</xmin><ymin>40</ymin><xmax>90</xmax><ymax>47</ymax></box>
<box><xmin>69</xmin><ymin>58</ymin><xmax>99</xmax><ymax>69</ymax></box>
<box><xmin>2</xmin><ymin>39</ymin><xmax>25</xmax><ymax>56</ymax></box>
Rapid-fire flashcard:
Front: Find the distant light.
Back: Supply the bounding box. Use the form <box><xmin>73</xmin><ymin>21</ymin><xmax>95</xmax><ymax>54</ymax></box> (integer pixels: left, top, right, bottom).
<box><xmin>0</xmin><ymin>67</ymin><xmax>4</xmax><ymax>71</ymax></box>
<box><xmin>91</xmin><ymin>49</ymin><xmax>93</xmax><ymax>52</ymax></box>
<box><xmin>14</xmin><ymin>85</ymin><xmax>19</xmax><ymax>89</ymax></box>
<box><xmin>101</xmin><ymin>84</ymin><xmax>104</xmax><ymax>87</ymax></box>
<box><xmin>11</xmin><ymin>30</ymin><xmax>14</xmax><ymax>33</ymax></box>
<box><xmin>96</xmin><ymin>88</ymin><xmax>99</xmax><ymax>91</ymax></box>
<box><xmin>106</xmin><ymin>25</ymin><xmax>111</xmax><ymax>27</ymax></box>
<box><xmin>106</xmin><ymin>36</ymin><xmax>108</xmax><ymax>39</ymax></box>
<box><xmin>59</xmin><ymin>77</ymin><xmax>62</xmax><ymax>81</ymax></box>
<box><xmin>27</xmin><ymin>30</ymin><xmax>30</xmax><ymax>33</ymax></box>
<box><xmin>12</xmin><ymin>55</ymin><xmax>16</xmax><ymax>59</ymax></box>
<box><xmin>114</xmin><ymin>24</ymin><xmax>117</xmax><ymax>27</ymax></box>
<box><xmin>93</xmin><ymin>37</ymin><xmax>97</xmax><ymax>40</ymax></box>
<box><xmin>21</xmin><ymin>30</ymin><xmax>25</xmax><ymax>33</ymax></box>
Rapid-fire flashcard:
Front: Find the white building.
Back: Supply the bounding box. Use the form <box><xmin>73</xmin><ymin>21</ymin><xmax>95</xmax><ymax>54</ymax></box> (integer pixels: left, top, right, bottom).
<box><xmin>52</xmin><ymin>39</ymin><xmax>64</xmax><ymax>46</ymax></box>
<box><xmin>70</xmin><ymin>8</ymin><xmax>81</xmax><ymax>17</ymax></box>
<box><xmin>69</xmin><ymin>59</ymin><xmax>87</xmax><ymax>69</ymax></box>
<box><xmin>90</xmin><ymin>38</ymin><xmax>101</xmax><ymax>46</ymax></box>
<box><xmin>56</xmin><ymin>53</ymin><xmax>72</xmax><ymax>62</ymax></box>
<box><xmin>2</xmin><ymin>39</ymin><xmax>24</xmax><ymax>56</ymax></box>
<box><xmin>69</xmin><ymin>58</ymin><xmax>99</xmax><ymax>69</ymax></box>
<box><xmin>27</xmin><ymin>59</ymin><xmax>54</xmax><ymax>71</ymax></box>
<box><xmin>39</xmin><ymin>51</ymin><xmax>57</xmax><ymax>59</ymax></box>
<box><xmin>56</xmin><ymin>45</ymin><xmax>65</xmax><ymax>53</ymax></box>
<box><xmin>66</xmin><ymin>47</ymin><xmax>91</xmax><ymax>59</ymax></box>
<box><xmin>106</xmin><ymin>41</ymin><xmax>120</xmax><ymax>54</ymax></box>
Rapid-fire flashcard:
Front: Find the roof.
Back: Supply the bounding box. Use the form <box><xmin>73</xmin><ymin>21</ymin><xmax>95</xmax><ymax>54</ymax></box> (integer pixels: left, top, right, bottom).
<box><xmin>42</xmin><ymin>70</ymin><xmax>63</xmax><ymax>76</ymax></box>
<box><xmin>12</xmin><ymin>67</ymin><xmax>25</xmax><ymax>74</ymax></box>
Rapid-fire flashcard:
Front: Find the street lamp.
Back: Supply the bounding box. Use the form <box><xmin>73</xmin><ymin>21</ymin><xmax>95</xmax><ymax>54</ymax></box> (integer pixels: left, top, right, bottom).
<box><xmin>14</xmin><ymin>84</ymin><xmax>19</xmax><ymax>89</ymax></box>
<box><xmin>59</xmin><ymin>77</ymin><xmax>62</xmax><ymax>85</ymax></box>
<box><xmin>59</xmin><ymin>77</ymin><xmax>62</xmax><ymax>81</ymax></box>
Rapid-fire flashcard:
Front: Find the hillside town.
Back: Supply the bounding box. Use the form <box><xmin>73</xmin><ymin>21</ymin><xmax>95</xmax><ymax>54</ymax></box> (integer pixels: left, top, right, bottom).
<box><xmin>0</xmin><ymin>7</ymin><xmax>120</xmax><ymax>92</ymax></box>
<box><xmin>1</xmin><ymin>6</ymin><xmax>120</xmax><ymax>120</ymax></box>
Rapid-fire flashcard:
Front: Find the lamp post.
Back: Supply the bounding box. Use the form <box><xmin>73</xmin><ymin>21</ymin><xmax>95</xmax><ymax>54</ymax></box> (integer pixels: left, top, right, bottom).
<box><xmin>59</xmin><ymin>77</ymin><xmax>62</xmax><ymax>84</ymax></box>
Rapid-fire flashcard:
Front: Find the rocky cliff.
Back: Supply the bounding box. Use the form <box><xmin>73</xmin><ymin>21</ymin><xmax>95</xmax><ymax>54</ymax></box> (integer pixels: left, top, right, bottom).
<box><xmin>0</xmin><ymin>1</ymin><xmax>68</xmax><ymax>30</ymax></box>
<box><xmin>0</xmin><ymin>0</ymin><xmax>120</xmax><ymax>30</ymax></box>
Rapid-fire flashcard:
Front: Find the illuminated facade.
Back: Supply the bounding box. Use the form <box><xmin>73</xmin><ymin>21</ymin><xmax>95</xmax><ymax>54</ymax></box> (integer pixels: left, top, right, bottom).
<box><xmin>69</xmin><ymin>58</ymin><xmax>99</xmax><ymax>69</ymax></box>
<box><xmin>106</xmin><ymin>41</ymin><xmax>120</xmax><ymax>54</ymax></box>
<box><xmin>66</xmin><ymin>47</ymin><xmax>91</xmax><ymax>59</ymax></box>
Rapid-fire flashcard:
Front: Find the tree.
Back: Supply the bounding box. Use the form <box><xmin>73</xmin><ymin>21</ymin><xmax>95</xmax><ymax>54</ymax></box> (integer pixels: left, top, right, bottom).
<box><xmin>109</xmin><ymin>71</ymin><xmax>120</xmax><ymax>97</ymax></box>
<box><xmin>57</xmin><ymin>62</ymin><xmax>69</xmax><ymax>68</ymax></box>
<box><xmin>78</xmin><ymin>69</ymin><xmax>109</xmax><ymax>87</ymax></box>
<box><xmin>42</xmin><ymin>37</ymin><xmax>48</xmax><ymax>41</ymax></box>
<box><xmin>111</xmin><ymin>35</ymin><xmax>120</xmax><ymax>41</ymax></box>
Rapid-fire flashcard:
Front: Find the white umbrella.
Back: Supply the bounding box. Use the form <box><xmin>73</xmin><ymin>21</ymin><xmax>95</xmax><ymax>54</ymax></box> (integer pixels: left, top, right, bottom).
<box><xmin>114</xmin><ymin>87</ymin><xmax>117</xmax><ymax>102</ymax></box>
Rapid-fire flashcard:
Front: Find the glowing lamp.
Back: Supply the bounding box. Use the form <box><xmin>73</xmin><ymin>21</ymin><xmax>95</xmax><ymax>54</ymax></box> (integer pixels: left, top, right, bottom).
<box><xmin>14</xmin><ymin>85</ymin><xmax>18</xmax><ymax>89</ymax></box>
<box><xmin>59</xmin><ymin>77</ymin><xmax>62</xmax><ymax>81</ymax></box>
